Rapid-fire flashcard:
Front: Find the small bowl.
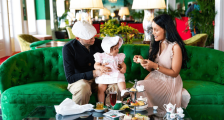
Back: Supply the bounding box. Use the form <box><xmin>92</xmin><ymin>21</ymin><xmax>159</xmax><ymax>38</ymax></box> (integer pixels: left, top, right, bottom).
<box><xmin>153</xmin><ymin>106</ymin><xmax>158</xmax><ymax>110</ymax></box>
<box><xmin>178</xmin><ymin>113</ymin><xmax>185</xmax><ymax>118</ymax></box>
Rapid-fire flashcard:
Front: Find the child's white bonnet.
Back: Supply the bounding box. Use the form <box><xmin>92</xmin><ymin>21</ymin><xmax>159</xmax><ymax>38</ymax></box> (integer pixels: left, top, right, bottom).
<box><xmin>101</xmin><ymin>36</ymin><xmax>123</xmax><ymax>53</ymax></box>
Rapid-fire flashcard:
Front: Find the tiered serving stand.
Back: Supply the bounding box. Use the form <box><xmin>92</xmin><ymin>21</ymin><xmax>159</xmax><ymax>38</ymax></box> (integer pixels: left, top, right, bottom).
<box><xmin>127</xmin><ymin>80</ymin><xmax>147</xmax><ymax>116</ymax></box>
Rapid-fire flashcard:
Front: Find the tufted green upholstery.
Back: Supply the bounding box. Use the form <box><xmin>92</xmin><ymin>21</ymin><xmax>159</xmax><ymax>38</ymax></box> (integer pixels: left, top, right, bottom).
<box><xmin>0</xmin><ymin>44</ymin><xmax>224</xmax><ymax>120</ymax></box>
<box><xmin>17</xmin><ymin>34</ymin><xmax>41</xmax><ymax>52</ymax></box>
<box><xmin>66</xmin><ymin>27</ymin><xmax>76</xmax><ymax>39</ymax></box>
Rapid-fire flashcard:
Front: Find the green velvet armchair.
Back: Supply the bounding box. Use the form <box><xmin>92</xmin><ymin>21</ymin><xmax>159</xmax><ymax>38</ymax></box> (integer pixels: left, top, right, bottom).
<box><xmin>183</xmin><ymin>33</ymin><xmax>208</xmax><ymax>47</ymax></box>
<box><xmin>66</xmin><ymin>27</ymin><xmax>76</xmax><ymax>39</ymax></box>
<box><xmin>1</xmin><ymin>44</ymin><xmax>224</xmax><ymax>120</ymax></box>
<box><xmin>17</xmin><ymin>34</ymin><xmax>41</xmax><ymax>52</ymax></box>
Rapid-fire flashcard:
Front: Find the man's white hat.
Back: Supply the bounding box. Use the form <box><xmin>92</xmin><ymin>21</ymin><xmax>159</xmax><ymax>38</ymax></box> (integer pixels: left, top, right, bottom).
<box><xmin>72</xmin><ymin>21</ymin><xmax>97</xmax><ymax>40</ymax></box>
<box><xmin>101</xmin><ymin>36</ymin><xmax>123</xmax><ymax>53</ymax></box>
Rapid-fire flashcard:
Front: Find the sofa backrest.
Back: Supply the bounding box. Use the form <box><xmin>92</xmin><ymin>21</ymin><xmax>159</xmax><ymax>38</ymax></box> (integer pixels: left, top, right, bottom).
<box><xmin>1</xmin><ymin>44</ymin><xmax>224</xmax><ymax>93</ymax></box>
<box><xmin>0</xmin><ymin>47</ymin><xmax>65</xmax><ymax>93</ymax></box>
<box><xmin>180</xmin><ymin>46</ymin><xmax>224</xmax><ymax>85</ymax></box>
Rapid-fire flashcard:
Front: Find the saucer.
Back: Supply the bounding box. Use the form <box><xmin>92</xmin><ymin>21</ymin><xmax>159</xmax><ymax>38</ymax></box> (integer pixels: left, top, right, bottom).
<box><xmin>94</xmin><ymin>108</ymin><xmax>107</xmax><ymax>112</ymax></box>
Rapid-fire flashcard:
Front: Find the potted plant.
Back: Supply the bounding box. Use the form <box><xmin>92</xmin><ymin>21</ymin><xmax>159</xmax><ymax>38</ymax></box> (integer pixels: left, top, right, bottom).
<box><xmin>117</xmin><ymin>23</ymin><xmax>139</xmax><ymax>44</ymax></box>
<box><xmin>100</xmin><ymin>19</ymin><xmax>139</xmax><ymax>44</ymax></box>
<box><xmin>100</xmin><ymin>19</ymin><xmax>120</xmax><ymax>37</ymax></box>
<box><xmin>187</xmin><ymin>0</ymin><xmax>216</xmax><ymax>46</ymax></box>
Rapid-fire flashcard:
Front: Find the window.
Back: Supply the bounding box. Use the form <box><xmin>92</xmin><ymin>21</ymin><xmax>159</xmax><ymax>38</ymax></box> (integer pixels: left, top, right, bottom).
<box><xmin>7</xmin><ymin>0</ymin><xmax>13</xmax><ymax>38</ymax></box>
<box><xmin>26</xmin><ymin>0</ymin><xmax>36</xmax><ymax>34</ymax></box>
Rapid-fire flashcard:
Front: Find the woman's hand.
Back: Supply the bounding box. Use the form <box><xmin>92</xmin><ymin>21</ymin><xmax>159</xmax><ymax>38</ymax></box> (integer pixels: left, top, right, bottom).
<box><xmin>133</xmin><ymin>55</ymin><xmax>143</xmax><ymax>63</ymax></box>
<box><xmin>140</xmin><ymin>59</ymin><xmax>157</xmax><ymax>71</ymax></box>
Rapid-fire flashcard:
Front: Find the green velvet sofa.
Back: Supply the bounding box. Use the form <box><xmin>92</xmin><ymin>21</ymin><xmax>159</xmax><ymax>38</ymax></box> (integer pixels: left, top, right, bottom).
<box><xmin>0</xmin><ymin>44</ymin><xmax>224</xmax><ymax>120</ymax></box>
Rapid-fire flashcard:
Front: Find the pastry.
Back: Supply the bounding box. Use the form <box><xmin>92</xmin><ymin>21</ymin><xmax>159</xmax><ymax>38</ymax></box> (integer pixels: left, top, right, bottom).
<box><xmin>130</xmin><ymin>88</ymin><xmax>136</xmax><ymax>91</ymax></box>
<box><xmin>135</xmin><ymin>113</ymin><xmax>149</xmax><ymax>120</ymax></box>
<box><xmin>137</xmin><ymin>58</ymin><xmax>143</xmax><ymax>63</ymax></box>
<box><xmin>131</xmin><ymin>117</ymin><xmax>138</xmax><ymax>120</ymax></box>
<box><xmin>120</xmin><ymin>105</ymin><xmax>129</xmax><ymax>110</ymax></box>
<box><xmin>131</xmin><ymin>102</ymin><xmax>138</xmax><ymax>106</ymax></box>
<box><xmin>124</xmin><ymin>114</ymin><xmax>132</xmax><ymax>120</ymax></box>
<box><xmin>137</xmin><ymin>101</ymin><xmax>145</xmax><ymax>106</ymax></box>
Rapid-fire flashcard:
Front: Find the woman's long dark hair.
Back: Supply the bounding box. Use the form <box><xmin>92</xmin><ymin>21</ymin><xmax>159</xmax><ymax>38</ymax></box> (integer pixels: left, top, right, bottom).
<box><xmin>149</xmin><ymin>14</ymin><xmax>188</xmax><ymax>69</ymax></box>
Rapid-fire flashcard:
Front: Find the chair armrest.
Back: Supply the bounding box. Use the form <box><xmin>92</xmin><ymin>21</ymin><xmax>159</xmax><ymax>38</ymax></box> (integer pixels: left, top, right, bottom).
<box><xmin>184</xmin><ymin>34</ymin><xmax>208</xmax><ymax>47</ymax></box>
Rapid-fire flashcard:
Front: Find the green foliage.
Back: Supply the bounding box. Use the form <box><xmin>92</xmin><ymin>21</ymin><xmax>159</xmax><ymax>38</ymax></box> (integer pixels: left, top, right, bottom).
<box><xmin>100</xmin><ymin>19</ymin><xmax>120</xmax><ymax>37</ymax></box>
<box><xmin>188</xmin><ymin>0</ymin><xmax>216</xmax><ymax>46</ymax></box>
<box><xmin>58</xmin><ymin>10</ymin><xmax>69</xmax><ymax>30</ymax></box>
<box><xmin>100</xmin><ymin>19</ymin><xmax>139</xmax><ymax>44</ymax></box>
<box><xmin>131</xmin><ymin>10</ymin><xmax>144</xmax><ymax>22</ymax></box>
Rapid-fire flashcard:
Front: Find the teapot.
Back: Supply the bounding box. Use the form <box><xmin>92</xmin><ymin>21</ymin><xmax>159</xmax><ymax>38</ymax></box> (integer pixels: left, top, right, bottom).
<box><xmin>163</xmin><ymin>103</ymin><xmax>176</xmax><ymax>113</ymax></box>
<box><xmin>137</xmin><ymin>96</ymin><xmax>147</xmax><ymax>102</ymax></box>
<box><xmin>177</xmin><ymin>107</ymin><xmax>184</xmax><ymax>114</ymax></box>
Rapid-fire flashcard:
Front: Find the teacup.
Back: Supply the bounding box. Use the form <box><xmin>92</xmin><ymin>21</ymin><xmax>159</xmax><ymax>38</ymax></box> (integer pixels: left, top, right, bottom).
<box><xmin>153</xmin><ymin>106</ymin><xmax>158</xmax><ymax>110</ymax></box>
<box><xmin>113</xmin><ymin>100</ymin><xmax>122</xmax><ymax>110</ymax></box>
<box><xmin>178</xmin><ymin>113</ymin><xmax>185</xmax><ymax>118</ymax></box>
<box><xmin>170</xmin><ymin>113</ymin><xmax>176</xmax><ymax>119</ymax></box>
<box><xmin>177</xmin><ymin>107</ymin><xmax>184</xmax><ymax>114</ymax></box>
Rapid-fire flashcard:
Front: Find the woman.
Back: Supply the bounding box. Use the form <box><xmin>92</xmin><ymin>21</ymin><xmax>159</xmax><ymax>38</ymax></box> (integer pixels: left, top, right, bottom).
<box><xmin>133</xmin><ymin>14</ymin><xmax>190</xmax><ymax>110</ymax></box>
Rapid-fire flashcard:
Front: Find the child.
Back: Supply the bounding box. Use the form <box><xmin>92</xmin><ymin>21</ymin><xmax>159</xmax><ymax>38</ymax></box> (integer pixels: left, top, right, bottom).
<box><xmin>94</xmin><ymin>36</ymin><xmax>127</xmax><ymax>103</ymax></box>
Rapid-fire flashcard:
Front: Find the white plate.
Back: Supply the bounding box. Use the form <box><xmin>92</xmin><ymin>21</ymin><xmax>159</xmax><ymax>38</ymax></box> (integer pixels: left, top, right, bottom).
<box><xmin>94</xmin><ymin>108</ymin><xmax>107</xmax><ymax>112</ymax></box>
<box><xmin>130</xmin><ymin>107</ymin><xmax>148</xmax><ymax>111</ymax></box>
<box><xmin>108</xmin><ymin>108</ymin><xmax>124</xmax><ymax>112</ymax></box>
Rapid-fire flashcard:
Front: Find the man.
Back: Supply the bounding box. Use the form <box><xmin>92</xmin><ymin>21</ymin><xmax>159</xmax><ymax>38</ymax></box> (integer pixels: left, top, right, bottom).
<box><xmin>62</xmin><ymin>21</ymin><xmax>119</xmax><ymax>105</ymax></box>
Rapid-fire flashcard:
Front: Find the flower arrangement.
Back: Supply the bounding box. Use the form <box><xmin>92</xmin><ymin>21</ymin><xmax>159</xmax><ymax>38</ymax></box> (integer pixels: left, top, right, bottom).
<box><xmin>100</xmin><ymin>19</ymin><xmax>139</xmax><ymax>44</ymax></box>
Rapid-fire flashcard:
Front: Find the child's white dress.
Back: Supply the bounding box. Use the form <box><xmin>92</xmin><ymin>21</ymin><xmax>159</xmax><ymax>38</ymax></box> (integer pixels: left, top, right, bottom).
<box><xmin>94</xmin><ymin>52</ymin><xmax>126</xmax><ymax>84</ymax></box>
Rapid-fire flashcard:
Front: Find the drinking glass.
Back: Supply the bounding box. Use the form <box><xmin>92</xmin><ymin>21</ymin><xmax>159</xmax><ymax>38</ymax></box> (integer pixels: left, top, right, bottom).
<box><xmin>109</xmin><ymin>92</ymin><xmax>117</xmax><ymax>110</ymax></box>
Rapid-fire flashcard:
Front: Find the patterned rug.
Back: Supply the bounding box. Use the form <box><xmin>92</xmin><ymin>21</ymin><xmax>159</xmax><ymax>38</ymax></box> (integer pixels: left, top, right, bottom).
<box><xmin>0</xmin><ymin>52</ymin><xmax>20</xmax><ymax>65</ymax></box>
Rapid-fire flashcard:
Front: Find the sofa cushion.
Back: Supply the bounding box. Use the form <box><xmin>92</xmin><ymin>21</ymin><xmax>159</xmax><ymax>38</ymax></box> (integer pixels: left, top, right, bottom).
<box><xmin>183</xmin><ymin>80</ymin><xmax>224</xmax><ymax>105</ymax></box>
<box><xmin>1</xmin><ymin>81</ymin><xmax>97</xmax><ymax>105</ymax></box>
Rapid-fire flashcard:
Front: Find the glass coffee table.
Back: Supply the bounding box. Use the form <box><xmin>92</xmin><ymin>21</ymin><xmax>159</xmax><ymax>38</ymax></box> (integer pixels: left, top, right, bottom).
<box><xmin>23</xmin><ymin>106</ymin><xmax>192</xmax><ymax>120</ymax></box>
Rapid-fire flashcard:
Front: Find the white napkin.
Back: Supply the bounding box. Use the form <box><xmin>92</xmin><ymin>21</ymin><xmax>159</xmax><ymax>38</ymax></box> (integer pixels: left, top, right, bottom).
<box><xmin>136</xmin><ymin>85</ymin><xmax>144</xmax><ymax>91</ymax></box>
<box><xmin>103</xmin><ymin>111</ymin><xmax>125</xmax><ymax>118</ymax></box>
<box><xmin>54</xmin><ymin>98</ymin><xmax>94</xmax><ymax>116</ymax></box>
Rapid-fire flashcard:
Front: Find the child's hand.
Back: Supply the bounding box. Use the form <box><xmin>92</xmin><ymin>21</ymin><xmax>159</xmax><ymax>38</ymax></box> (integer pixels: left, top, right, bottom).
<box><xmin>100</xmin><ymin>63</ymin><xmax>111</xmax><ymax>73</ymax></box>
<box><xmin>119</xmin><ymin>67</ymin><xmax>126</xmax><ymax>74</ymax></box>
<box><xmin>117</xmin><ymin>64</ymin><xmax>122</xmax><ymax>70</ymax></box>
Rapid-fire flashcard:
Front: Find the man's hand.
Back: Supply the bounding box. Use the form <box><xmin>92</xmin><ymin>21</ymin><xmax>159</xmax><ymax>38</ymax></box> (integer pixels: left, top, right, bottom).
<box><xmin>100</xmin><ymin>63</ymin><xmax>112</xmax><ymax>73</ymax></box>
<box><xmin>93</xmin><ymin>69</ymin><xmax>103</xmax><ymax>78</ymax></box>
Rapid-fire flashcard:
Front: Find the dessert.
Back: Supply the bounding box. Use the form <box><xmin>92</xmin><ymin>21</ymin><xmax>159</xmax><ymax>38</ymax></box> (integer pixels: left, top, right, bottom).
<box><xmin>131</xmin><ymin>101</ymin><xmax>138</xmax><ymax>106</ymax></box>
<box><xmin>135</xmin><ymin>113</ymin><xmax>149</xmax><ymax>120</ymax></box>
<box><xmin>131</xmin><ymin>117</ymin><xmax>138</xmax><ymax>120</ymax></box>
<box><xmin>137</xmin><ymin>101</ymin><xmax>145</xmax><ymax>106</ymax></box>
<box><xmin>124</xmin><ymin>114</ymin><xmax>132</xmax><ymax>120</ymax></box>
<box><xmin>120</xmin><ymin>105</ymin><xmax>129</xmax><ymax>110</ymax></box>
<box><xmin>129</xmin><ymin>88</ymin><xmax>137</xmax><ymax>92</ymax></box>
<box><xmin>137</xmin><ymin>58</ymin><xmax>143</xmax><ymax>63</ymax></box>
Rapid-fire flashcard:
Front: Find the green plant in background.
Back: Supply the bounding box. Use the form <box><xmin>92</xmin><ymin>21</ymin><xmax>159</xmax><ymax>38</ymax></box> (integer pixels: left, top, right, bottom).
<box><xmin>131</xmin><ymin>10</ymin><xmax>144</xmax><ymax>22</ymax></box>
<box><xmin>58</xmin><ymin>10</ymin><xmax>69</xmax><ymax>30</ymax></box>
<box><xmin>118</xmin><ymin>23</ymin><xmax>139</xmax><ymax>44</ymax></box>
<box><xmin>100</xmin><ymin>19</ymin><xmax>139</xmax><ymax>44</ymax></box>
<box><xmin>100</xmin><ymin>19</ymin><xmax>120</xmax><ymax>37</ymax></box>
<box><xmin>188</xmin><ymin>0</ymin><xmax>216</xmax><ymax>46</ymax></box>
